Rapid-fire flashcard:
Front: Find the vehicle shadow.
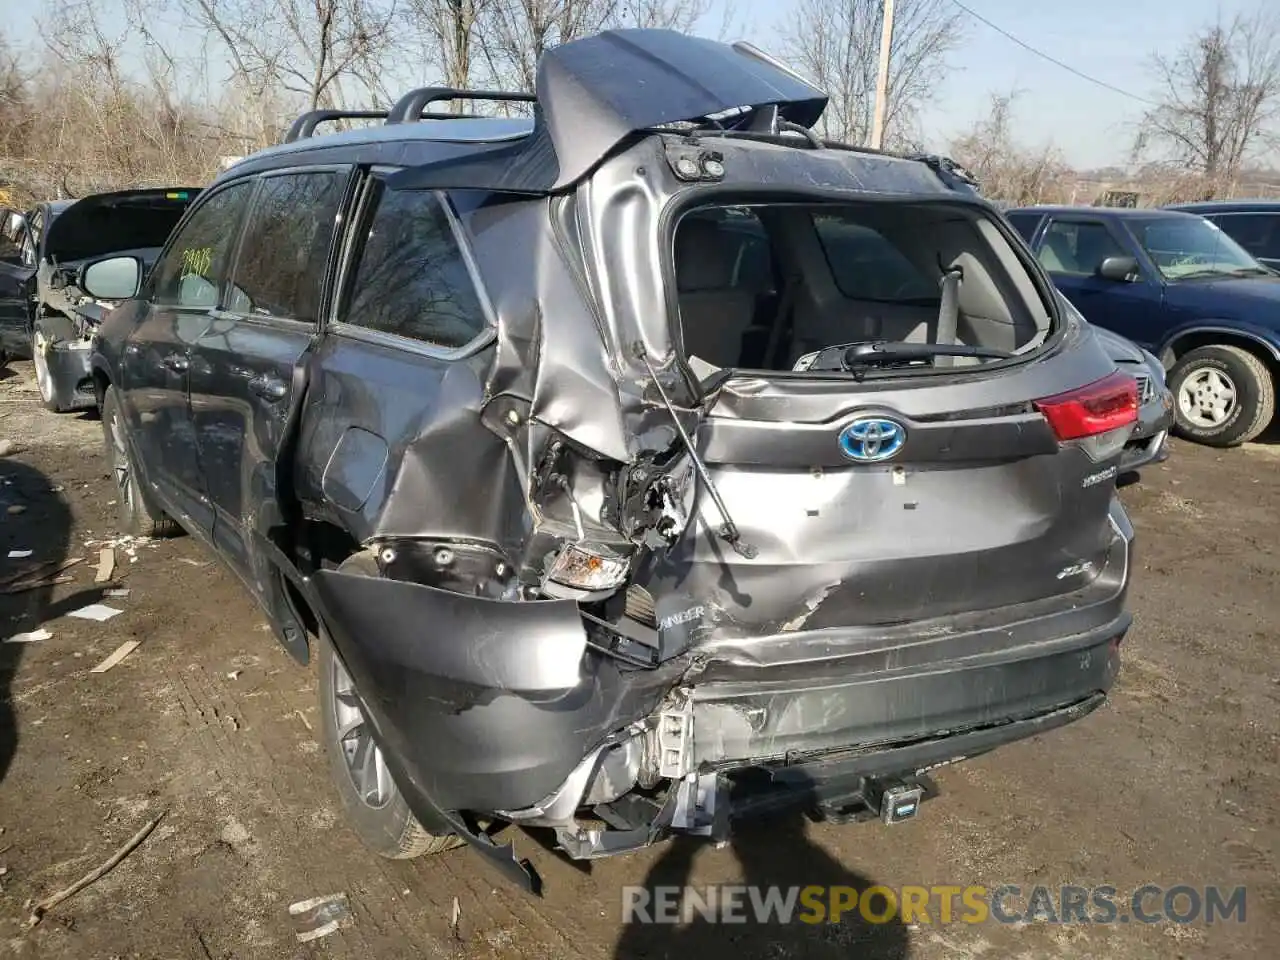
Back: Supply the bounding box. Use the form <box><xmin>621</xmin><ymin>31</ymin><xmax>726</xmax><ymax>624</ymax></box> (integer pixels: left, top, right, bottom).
<box><xmin>0</xmin><ymin>454</ymin><xmax>81</xmax><ymax>785</ymax></box>
<box><xmin>613</xmin><ymin>809</ymin><xmax>912</xmax><ymax>960</ymax></box>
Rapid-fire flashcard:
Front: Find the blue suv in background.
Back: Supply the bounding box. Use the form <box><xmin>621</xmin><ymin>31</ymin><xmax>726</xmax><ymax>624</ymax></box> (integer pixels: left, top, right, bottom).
<box><xmin>1006</xmin><ymin>206</ymin><xmax>1280</xmax><ymax>447</ymax></box>
<box><xmin>1166</xmin><ymin>200</ymin><xmax>1280</xmax><ymax>272</ymax></box>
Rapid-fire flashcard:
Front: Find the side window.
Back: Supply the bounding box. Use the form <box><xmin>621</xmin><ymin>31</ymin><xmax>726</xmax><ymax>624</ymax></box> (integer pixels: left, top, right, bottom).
<box><xmin>227</xmin><ymin>170</ymin><xmax>347</xmax><ymax>322</ymax></box>
<box><xmin>339</xmin><ymin>180</ymin><xmax>488</xmax><ymax>349</ymax></box>
<box><xmin>1037</xmin><ymin>220</ymin><xmax>1126</xmax><ymax>276</ymax></box>
<box><xmin>813</xmin><ymin>215</ymin><xmax>937</xmax><ymax>302</ymax></box>
<box><xmin>1213</xmin><ymin>214</ymin><xmax>1280</xmax><ymax>262</ymax></box>
<box><xmin>1004</xmin><ymin>212</ymin><xmax>1041</xmax><ymax>244</ymax></box>
<box><xmin>151</xmin><ymin>182</ymin><xmax>253</xmax><ymax>309</ymax></box>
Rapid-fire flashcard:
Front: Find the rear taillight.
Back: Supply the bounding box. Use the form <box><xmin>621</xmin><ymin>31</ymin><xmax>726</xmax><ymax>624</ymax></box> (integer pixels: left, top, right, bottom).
<box><xmin>1035</xmin><ymin>371</ymin><xmax>1139</xmax><ymax>461</ymax></box>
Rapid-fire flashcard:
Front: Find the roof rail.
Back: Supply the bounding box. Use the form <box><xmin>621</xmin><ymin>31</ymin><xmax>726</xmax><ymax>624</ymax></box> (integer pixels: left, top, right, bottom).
<box><xmin>285</xmin><ymin>110</ymin><xmax>389</xmax><ymax>144</ymax></box>
<box><xmin>385</xmin><ymin>87</ymin><xmax>536</xmax><ymax>125</ymax></box>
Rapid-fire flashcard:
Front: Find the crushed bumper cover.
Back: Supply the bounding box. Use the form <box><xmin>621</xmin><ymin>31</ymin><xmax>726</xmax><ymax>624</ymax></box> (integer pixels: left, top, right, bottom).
<box><xmin>42</xmin><ymin>339</ymin><xmax>96</xmax><ymax>411</ymax></box>
<box><xmin>1121</xmin><ymin>386</ymin><xmax>1173</xmax><ymax>473</ymax></box>
<box><xmin>309</xmin><ymin>544</ymin><xmax>1128</xmax><ymax>886</ymax></box>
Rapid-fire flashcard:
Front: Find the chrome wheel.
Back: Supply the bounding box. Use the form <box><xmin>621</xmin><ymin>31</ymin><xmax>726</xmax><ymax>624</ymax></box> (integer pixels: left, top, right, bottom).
<box><xmin>107</xmin><ymin>408</ymin><xmax>136</xmax><ymax>516</ymax></box>
<box><xmin>33</xmin><ymin>328</ymin><xmax>53</xmax><ymax>403</ymax></box>
<box><xmin>329</xmin><ymin>654</ymin><xmax>393</xmax><ymax>809</ymax></box>
<box><xmin>1178</xmin><ymin>366</ymin><xmax>1237</xmax><ymax>428</ymax></box>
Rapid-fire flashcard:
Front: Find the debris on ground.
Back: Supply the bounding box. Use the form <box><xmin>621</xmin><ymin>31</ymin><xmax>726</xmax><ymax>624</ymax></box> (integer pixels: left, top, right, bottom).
<box><xmin>7</xmin><ymin>549</ymin><xmax>32</xmax><ymax>559</ymax></box>
<box><xmin>451</xmin><ymin>896</ymin><xmax>462</xmax><ymax>939</ymax></box>
<box><xmin>95</xmin><ymin>548</ymin><xmax>116</xmax><ymax>583</ymax></box>
<box><xmin>90</xmin><ymin>640</ymin><xmax>141</xmax><ymax>673</ymax></box>
<box><xmin>27</xmin><ymin>810</ymin><xmax>167</xmax><ymax>928</ymax></box>
<box><xmin>68</xmin><ymin>603</ymin><xmax>124</xmax><ymax>623</ymax></box>
<box><xmin>226</xmin><ymin>670</ymin><xmax>242</xmax><ymax>680</ymax></box>
<box><xmin>0</xmin><ymin>557</ymin><xmax>83</xmax><ymax>595</ymax></box>
<box><xmin>4</xmin><ymin>628</ymin><xmax>52</xmax><ymax>644</ymax></box>
<box><xmin>0</xmin><ymin>439</ymin><xmax>21</xmax><ymax>456</ymax></box>
<box><xmin>288</xmin><ymin>893</ymin><xmax>352</xmax><ymax>943</ymax></box>
<box><xmin>7</xmin><ymin>504</ymin><xmax>27</xmax><ymax>515</ymax></box>
<box><xmin>103</xmin><ymin>588</ymin><xmax>130</xmax><ymax>599</ymax></box>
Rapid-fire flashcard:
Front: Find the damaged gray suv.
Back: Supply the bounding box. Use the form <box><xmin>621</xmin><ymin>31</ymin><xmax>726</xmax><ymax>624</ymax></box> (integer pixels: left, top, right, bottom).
<box><xmin>86</xmin><ymin>30</ymin><xmax>1139</xmax><ymax>891</ymax></box>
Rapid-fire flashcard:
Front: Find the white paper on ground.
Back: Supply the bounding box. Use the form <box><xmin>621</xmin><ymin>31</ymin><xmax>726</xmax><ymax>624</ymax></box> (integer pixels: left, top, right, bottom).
<box><xmin>4</xmin><ymin>627</ymin><xmax>52</xmax><ymax>644</ymax></box>
<box><xmin>68</xmin><ymin>603</ymin><xmax>124</xmax><ymax>622</ymax></box>
<box><xmin>7</xmin><ymin>549</ymin><xmax>32</xmax><ymax>559</ymax></box>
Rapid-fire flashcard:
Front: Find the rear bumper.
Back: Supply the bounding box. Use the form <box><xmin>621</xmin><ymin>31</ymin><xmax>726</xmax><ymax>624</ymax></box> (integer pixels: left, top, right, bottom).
<box><xmin>688</xmin><ymin>614</ymin><xmax>1125</xmax><ymax>770</ymax></box>
<box><xmin>310</xmin><ymin>518</ymin><xmax>1130</xmax><ymax>848</ymax></box>
<box><xmin>1121</xmin><ymin>386</ymin><xmax>1173</xmax><ymax>472</ymax></box>
<box><xmin>42</xmin><ymin>339</ymin><xmax>96</xmax><ymax>411</ymax></box>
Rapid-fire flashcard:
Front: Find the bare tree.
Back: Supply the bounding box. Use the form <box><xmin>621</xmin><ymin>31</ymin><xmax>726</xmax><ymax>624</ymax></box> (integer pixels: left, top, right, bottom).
<box><xmin>474</xmin><ymin>0</ymin><xmax>619</xmax><ymax>91</ymax></box>
<box><xmin>781</xmin><ymin>0</ymin><xmax>963</xmax><ymax>148</ymax></box>
<box><xmin>180</xmin><ymin>0</ymin><xmax>400</xmax><ymax>112</ymax></box>
<box><xmin>406</xmin><ymin>0</ymin><xmax>489</xmax><ymax>99</ymax></box>
<box><xmin>1135</xmin><ymin>8</ymin><xmax>1280</xmax><ymax>198</ymax></box>
<box><xmin>950</xmin><ymin>91</ymin><xmax>1072</xmax><ymax>206</ymax></box>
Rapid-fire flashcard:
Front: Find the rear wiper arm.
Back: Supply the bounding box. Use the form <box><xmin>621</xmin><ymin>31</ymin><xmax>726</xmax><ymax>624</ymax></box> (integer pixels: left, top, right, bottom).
<box><xmin>843</xmin><ymin>341</ymin><xmax>1013</xmax><ymax>369</ymax></box>
<box><xmin>632</xmin><ymin>344</ymin><xmax>757</xmax><ymax>560</ymax></box>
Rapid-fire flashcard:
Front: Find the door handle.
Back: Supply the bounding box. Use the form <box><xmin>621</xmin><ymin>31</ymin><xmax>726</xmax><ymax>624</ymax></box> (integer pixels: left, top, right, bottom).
<box><xmin>248</xmin><ymin>374</ymin><xmax>287</xmax><ymax>402</ymax></box>
<box><xmin>162</xmin><ymin>353</ymin><xmax>189</xmax><ymax>373</ymax></box>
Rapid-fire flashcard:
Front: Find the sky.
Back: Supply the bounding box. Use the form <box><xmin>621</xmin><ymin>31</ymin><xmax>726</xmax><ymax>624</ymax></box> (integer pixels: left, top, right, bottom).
<box><xmin>6</xmin><ymin>0</ymin><xmax>1269</xmax><ymax>170</ymax></box>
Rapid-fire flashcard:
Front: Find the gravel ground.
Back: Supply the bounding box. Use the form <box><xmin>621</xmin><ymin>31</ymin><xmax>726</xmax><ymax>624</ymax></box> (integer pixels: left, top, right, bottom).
<box><xmin>0</xmin><ymin>359</ymin><xmax>1275</xmax><ymax>960</ymax></box>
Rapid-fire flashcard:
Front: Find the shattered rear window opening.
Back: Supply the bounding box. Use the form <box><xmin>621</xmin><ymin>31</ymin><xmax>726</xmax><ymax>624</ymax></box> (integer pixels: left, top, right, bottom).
<box><xmin>671</xmin><ymin>199</ymin><xmax>1055</xmax><ymax>376</ymax></box>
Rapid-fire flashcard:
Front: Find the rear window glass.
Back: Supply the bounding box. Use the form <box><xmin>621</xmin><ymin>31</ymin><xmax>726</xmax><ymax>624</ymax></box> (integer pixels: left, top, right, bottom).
<box><xmin>812</xmin><ymin>215</ymin><xmax>938</xmax><ymax>303</ymax></box>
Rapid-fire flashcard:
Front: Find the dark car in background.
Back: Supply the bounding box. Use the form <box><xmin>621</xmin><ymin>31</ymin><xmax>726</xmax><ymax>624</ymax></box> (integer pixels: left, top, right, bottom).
<box><xmin>1166</xmin><ymin>200</ymin><xmax>1280</xmax><ymax>272</ymax></box>
<box><xmin>83</xmin><ymin>30</ymin><xmax>1140</xmax><ymax>890</ymax></box>
<box><xmin>0</xmin><ymin>188</ymin><xmax>200</xmax><ymax>411</ymax></box>
<box><xmin>1006</xmin><ymin>206</ymin><xmax>1279</xmax><ymax>447</ymax></box>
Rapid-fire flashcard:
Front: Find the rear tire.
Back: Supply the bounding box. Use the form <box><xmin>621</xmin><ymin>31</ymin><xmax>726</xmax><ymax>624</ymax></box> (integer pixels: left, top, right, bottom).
<box><xmin>1169</xmin><ymin>345</ymin><xmax>1275</xmax><ymax>447</ymax></box>
<box><xmin>99</xmin><ymin>385</ymin><xmax>180</xmax><ymax>538</ymax></box>
<box><xmin>318</xmin><ymin>620</ymin><xmax>462</xmax><ymax>860</ymax></box>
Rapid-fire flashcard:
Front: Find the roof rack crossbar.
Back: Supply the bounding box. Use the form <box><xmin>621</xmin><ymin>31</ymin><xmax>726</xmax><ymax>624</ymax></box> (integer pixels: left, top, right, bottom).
<box><xmin>285</xmin><ymin>110</ymin><xmax>389</xmax><ymax>144</ymax></box>
<box><xmin>385</xmin><ymin>87</ymin><xmax>536</xmax><ymax>125</ymax></box>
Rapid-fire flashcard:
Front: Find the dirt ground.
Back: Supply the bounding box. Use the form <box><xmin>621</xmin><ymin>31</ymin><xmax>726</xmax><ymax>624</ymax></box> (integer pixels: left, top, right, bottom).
<box><xmin>0</xmin><ymin>358</ymin><xmax>1275</xmax><ymax>960</ymax></box>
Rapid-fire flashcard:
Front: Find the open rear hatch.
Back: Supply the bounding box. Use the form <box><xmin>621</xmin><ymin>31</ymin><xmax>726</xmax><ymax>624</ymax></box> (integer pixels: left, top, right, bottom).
<box><xmin>631</xmin><ymin>196</ymin><xmax>1138</xmax><ymax>658</ymax></box>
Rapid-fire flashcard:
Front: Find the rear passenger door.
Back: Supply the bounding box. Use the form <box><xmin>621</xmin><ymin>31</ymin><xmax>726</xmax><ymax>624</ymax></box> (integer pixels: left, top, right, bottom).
<box><xmin>188</xmin><ymin>167</ymin><xmax>350</xmax><ymax>581</ymax></box>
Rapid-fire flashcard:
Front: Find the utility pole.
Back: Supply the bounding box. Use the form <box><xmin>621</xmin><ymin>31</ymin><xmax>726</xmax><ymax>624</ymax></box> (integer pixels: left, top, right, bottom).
<box><xmin>870</xmin><ymin>0</ymin><xmax>896</xmax><ymax>149</ymax></box>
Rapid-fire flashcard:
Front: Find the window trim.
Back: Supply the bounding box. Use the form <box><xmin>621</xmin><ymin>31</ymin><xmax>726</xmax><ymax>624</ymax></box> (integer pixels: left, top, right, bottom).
<box><xmin>146</xmin><ymin>177</ymin><xmax>256</xmax><ymax>311</ymax></box>
<box><xmin>326</xmin><ymin>166</ymin><xmax>497</xmax><ymax>360</ymax></box>
<box><xmin>216</xmin><ymin>163</ymin><xmax>357</xmax><ymax>330</ymax></box>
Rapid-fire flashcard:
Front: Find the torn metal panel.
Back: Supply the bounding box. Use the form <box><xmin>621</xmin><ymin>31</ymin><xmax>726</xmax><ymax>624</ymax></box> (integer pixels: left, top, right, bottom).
<box><xmin>311</xmin><ymin>567</ymin><xmax>686</xmax><ymax>812</ymax></box>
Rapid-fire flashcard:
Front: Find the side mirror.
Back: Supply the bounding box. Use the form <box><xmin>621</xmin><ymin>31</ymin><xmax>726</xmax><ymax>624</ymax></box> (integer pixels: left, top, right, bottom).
<box><xmin>1097</xmin><ymin>256</ymin><xmax>1140</xmax><ymax>282</ymax></box>
<box><xmin>80</xmin><ymin>256</ymin><xmax>143</xmax><ymax>301</ymax></box>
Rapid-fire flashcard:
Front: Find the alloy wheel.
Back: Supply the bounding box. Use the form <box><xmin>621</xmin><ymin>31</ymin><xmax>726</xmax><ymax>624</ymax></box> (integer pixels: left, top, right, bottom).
<box><xmin>330</xmin><ymin>653</ymin><xmax>393</xmax><ymax>809</ymax></box>
<box><xmin>1178</xmin><ymin>366</ymin><xmax>1237</xmax><ymax>429</ymax></box>
<box><xmin>107</xmin><ymin>409</ymin><xmax>136</xmax><ymax>516</ymax></box>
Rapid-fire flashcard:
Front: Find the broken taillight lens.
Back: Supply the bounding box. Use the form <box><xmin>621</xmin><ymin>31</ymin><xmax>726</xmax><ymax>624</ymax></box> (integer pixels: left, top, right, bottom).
<box><xmin>1034</xmin><ymin>371</ymin><xmax>1139</xmax><ymax>461</ymax></box>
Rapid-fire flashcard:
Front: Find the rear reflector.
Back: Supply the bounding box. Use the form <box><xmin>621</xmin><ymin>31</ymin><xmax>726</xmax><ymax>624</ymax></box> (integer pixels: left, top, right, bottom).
<box><xmin>1035</xmin><ymin>371</ymin><xmax>1139</xmax><ymax>441</ymax></box>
